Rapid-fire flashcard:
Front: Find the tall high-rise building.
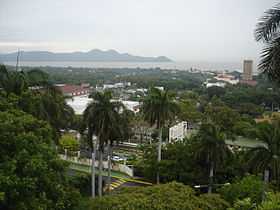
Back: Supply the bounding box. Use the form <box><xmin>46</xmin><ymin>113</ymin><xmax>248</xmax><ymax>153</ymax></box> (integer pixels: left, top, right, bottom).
<box><xmin>243</xmin><ymin>60</ymin><xmax>253</xmax><ymax>81</ymax></box>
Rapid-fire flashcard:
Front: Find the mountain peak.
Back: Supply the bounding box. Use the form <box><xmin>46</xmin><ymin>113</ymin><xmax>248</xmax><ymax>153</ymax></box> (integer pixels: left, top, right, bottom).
<box><xmin>0</xmin><ymin>49</ymin><xmax>173</xmax><ymax>62</ymax></box>
<box><xmin>106</xmin><ymin>49</ymin><xmax>119</xmax><ymax>53</ymax></box>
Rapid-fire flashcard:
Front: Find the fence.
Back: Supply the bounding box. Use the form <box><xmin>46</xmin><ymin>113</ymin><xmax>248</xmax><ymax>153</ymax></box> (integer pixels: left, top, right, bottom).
<box><xmin>59</xmin><ymin>154</ymin><xmax>134</xmax><ymax>177</ymax></box>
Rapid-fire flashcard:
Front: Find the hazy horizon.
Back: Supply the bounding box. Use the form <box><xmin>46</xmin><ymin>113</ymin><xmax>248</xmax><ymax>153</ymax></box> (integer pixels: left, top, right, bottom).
<box><xmin>0</xmin><ymin>0</ymin><xmax>279</xmax><ymax>63</ymax></box>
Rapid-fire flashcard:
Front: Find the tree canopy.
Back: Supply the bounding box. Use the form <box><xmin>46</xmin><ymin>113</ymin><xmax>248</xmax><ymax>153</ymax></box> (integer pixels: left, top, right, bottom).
<box><xmin>88</xmin><ymin>182</ymin><xmax>229</xmax><ymax>210</ymax></box>
<box><xmin>0</xmin><ymin>109</ymin><xmax>79</xmax><ymax>210</ymax></box>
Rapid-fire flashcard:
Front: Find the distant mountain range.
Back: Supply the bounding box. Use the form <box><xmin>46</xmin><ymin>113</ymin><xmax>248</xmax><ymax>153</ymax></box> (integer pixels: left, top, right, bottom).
<box><xmin>0</xmin><ymin>49</ymin><xmax>172</xmax><ymax>62</ymax></box>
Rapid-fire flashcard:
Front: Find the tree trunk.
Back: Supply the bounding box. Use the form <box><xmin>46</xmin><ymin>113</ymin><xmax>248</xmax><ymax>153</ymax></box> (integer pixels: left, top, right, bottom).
<box><xmin>91</xmin><ymin>140</ymin><xmax>96</xmax><ymax>198</ymax></box>
<box><xmin>64</xmin><ymin>149</ymin><xmax>67</xmax><ymax>160</ymax></box>
<box><xmin>262</xmin><ymin>169</ymin><xmax>270</xmax><ymax>201</ymax></box>
<box><xmin>140</xmin><ymin>129</ymin><xmax>143</xmax><ymax>144</ymax></box>
<box><xmin>157</xmin><ymin>127</ymin><xmax>163</xmax><ymax>184</ymax></box>
<box><xmin>107</xmin><ymin>143</ymin><xmax>112</xmax><ymax>194</ymax></box>
<box><xmin>208</xmin><ymin>161</ymin><xmax>214</xmax><ymax>194</ymax></box>
<box><xmin>98</xmin><ymin>148</ymin><xmax>103</xmax><ymax>197</ymax></box>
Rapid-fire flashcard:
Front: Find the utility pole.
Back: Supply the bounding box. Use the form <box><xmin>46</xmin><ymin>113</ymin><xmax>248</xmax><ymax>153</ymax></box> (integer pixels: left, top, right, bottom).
<box><xmin>16</xmin><ymin>49</ymin><xmax>20</xmax><ymax>71</ymax></box>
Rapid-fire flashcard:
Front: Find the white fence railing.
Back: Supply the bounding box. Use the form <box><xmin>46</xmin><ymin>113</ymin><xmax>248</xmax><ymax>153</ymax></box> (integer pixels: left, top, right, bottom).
<box><xmin>60</xmin><ymin>154</ymin><xmax>134</xmax><ymax>177</ymax></box>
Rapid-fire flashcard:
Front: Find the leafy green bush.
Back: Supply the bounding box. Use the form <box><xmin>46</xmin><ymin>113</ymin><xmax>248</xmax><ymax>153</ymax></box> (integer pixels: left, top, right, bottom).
<box><xmin>69</xmin><ymin>173</ymin><xmax>91</xmax><ymax>196</ymax></box>
<box><xmin>258</xmin><ymin>193</ymin><xmax>280</xmax><ymax>210</ymax></box>
<box><xmin>88</xmin><ymin>182</ymin><xmax>229</xmax><ymax>210</ymax></box>
<box><xmin>60</xmin><ymin>134</ymin><xmax>80</xmax><ymax>155</ymax></box>
<box><xmin>227</xmin><ymin>198</ymin><xmax>255</xmax><ymax>210</ymax></box>
<box><xmin>199</xmin><ymin>193</ymin><xmax>230</xmax><ymax>210</ymax></box>
<box><xmin>0</xmin><ymin>110</ymin><xmax>80</xmax><ymax>210</ymax></box>
<box><xmin>219</xmin><ymin>175</ymin><xmax>263</xmax><ymax>204</ymax></box>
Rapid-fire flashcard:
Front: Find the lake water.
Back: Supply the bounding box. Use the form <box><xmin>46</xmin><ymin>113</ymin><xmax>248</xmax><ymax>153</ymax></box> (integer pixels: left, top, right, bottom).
<box><xmin>2</xmin><ymin>61</ymin><xmax>245</xmax><ymax>72</ymax></box>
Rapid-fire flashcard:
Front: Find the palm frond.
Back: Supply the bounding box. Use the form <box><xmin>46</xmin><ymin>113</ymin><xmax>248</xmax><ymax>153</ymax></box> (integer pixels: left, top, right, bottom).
<box><xmin>259</xmin><ymin>37</ymin><xmax>280</xmax><ymax>82</ymax></box>
<box><xmin>142</xmin><ymin>87</ymin><xmax>179</xmax><ymax>128</ymax></box>
<box><xmin>255</xmin><ymin>4</ymin><xmax>280</xmax><ymax>42</ymax></box>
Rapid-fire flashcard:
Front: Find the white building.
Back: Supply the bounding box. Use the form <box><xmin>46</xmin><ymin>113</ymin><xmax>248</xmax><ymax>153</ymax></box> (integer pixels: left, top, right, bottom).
<box><xmin>121</xmin><ymin>100</ymin><xmax>140</xmax><ymax>113</ymax></box>
<box><xmin>103</xmin><ymin>82</ymin><xmax>131</xmax><ymax>90</ymax></box>
<box><xmin>66</xmin><ymin>95</ymin><xmax>92</xmax><ymax>115</ymax></box>
<box><xmin>67</xmin><ymin>96</ymin><xmax>141</xmax><ymax>115</ymax></box>
<box><xmin>103</xmin><ymin>84</ymin><xmax>115</xmax><ymax>89</ymax></box>
<box><xmin>155</xmin><ymin>86</ymin><xmax>164</xmax><ymax>91</ymax></box>
<box><xmin>169</xmin><ymin>121</ymin><xmax>195</xmax><ymax>143</ymax></box>
<box><xmin>206</xmin><ymin>82</ymin><xmax>226</xmax><ymax>88</ymax></box>
<box><xmin>136</xmin><ymin>88</ymin><xmax>148</xmax><ymax>93</ymax></box>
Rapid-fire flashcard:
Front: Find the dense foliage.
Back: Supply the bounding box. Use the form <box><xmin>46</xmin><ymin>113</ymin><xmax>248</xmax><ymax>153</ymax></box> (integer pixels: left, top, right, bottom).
<box><xmin>0</xmin><ymin>65</ymin><xmax>76</xmax><ymax>141</ymax></box>
<box><xmin>0</xmin><ymin>66</ymin><xmax>80</xmax><ymax>209</ymax></box>
<box><xmin>88</xmin><ymin>182</ymin><xmax>229</xmax><ymax>210</ymax></box>
<box><xmin>219</xmin><ymin>175</ymin><xmax>263</xmax><ymax>204</ymax></box>
<box><xmin>0</xmin><ymin>109</ymin><xmax>79</xmax><ymax>210</ymax></box>
<box><xmin>60</xmin><ymin>134</ymin><xmax>80</xmax><ymax>153</ymax></box>
<box><xmin>16</xmin><ymin>66</ymin><xmax>206</xmax><ymax>91</ymax></box>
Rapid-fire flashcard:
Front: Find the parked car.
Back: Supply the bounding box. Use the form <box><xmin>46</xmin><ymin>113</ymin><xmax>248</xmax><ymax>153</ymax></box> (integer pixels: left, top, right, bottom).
<box><xmin>111</xmin><ymin>155</ymin><xmax>124</xmax><ymax>162</ymax></box>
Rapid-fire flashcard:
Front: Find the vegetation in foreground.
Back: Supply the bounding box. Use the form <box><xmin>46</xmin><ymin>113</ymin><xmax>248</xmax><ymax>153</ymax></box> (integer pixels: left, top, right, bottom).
<box><xmin>86</xmin><ymin>182</ymin><xmax>230</xmax><ymax>210</ymax></box>
<box><xmin>0</xmin><ymin>109</ymin><xmax>80</xmax><ymax>210</ymax></box>
<box><xmin>77</xmin><ymin>179</ymin><xmax>280</xmax><ymax>210</ymax></box>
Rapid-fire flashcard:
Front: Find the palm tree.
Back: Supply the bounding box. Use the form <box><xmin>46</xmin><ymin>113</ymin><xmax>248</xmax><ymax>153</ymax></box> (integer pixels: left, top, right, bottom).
<box><xmin>255</xmin><ymin>4</ymin><xmax>280</xmax><ymax>83</ymax></box>
<box><xmin>105</xmin><ymin>110</ymin><xmax>131</xmax><ymax>194</ymax></box>
<box><xmin>0</xmin><ymin>65</ymin><xmax>74</xmax><ymax>141</ymax></box>
<box><xmin>247</xmin><ymin>122</ymin><xmax>280</xmax><ymax>186</ymax></box>
<box><xmin>26</xmin><ymin>68</ymin><xmax>75</xmax><ymax>140</ymax></box>
<box><xmin>133</xmin><ymin>113</ymin><xmax>150</xmax><ymax>144</ymax></box>
<box><xmin>0</xmin><ymin>65</ymin><xmax>54</xmax><ymax>96</ymax></box>
<box><xmin>0</xmin><ymin>65</ymin><xmax>10</xmax><ymax>93</ymax></box>
<box><xmin>194</xmin><ymin>123</ymin><xmax>232</xmax><ymax>193</ymax></box>
<box><xmin>37</xmin><ymin>88</ymin><xmax>75</xmax><ymax>141</ymax></box>
<box><xmin>83</xmin><ymin>101</ymin><xmax>97</xmax><ymax>198</ymax></box>
<box><xmin>26</xmin><ymin>68</ymin><xmax>50</xmax><ymax>87</ymax></box>
<box><xmin>83</xmin><ymin>91</ymin><xmax>123</xmax><ymax>197</ymax></box>
<box><xmin>142</xmin><ymin>87</ymin><xmax>179</xmax><ymax>184</ymax></box>
<box><xmin>0</xmin><ymin>64</ymin><xmax>28</xmax><ymax>96</ymax></box>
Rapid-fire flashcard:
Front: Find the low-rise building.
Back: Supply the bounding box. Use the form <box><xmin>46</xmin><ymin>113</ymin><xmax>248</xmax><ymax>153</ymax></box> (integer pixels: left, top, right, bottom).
<box><xmin>206</xmin><ymin>82</ymin><xmax>226</xmax><ymax>88</ymax></box>
<box><xmin>169</xmin><ymin>121</ymin><xmax>196</xmax><ymax>143</ymax></box>
<box><xmin>103</xmin><ymin>82</ymin><xmax>131</xmax><ymax>90</ymax></box>
<box><xmin>136</xmin><ymin>88</ymin><xmax>148</xmax><ymax>93</ymax></box>
<box><xmin>55</xmin><ymin>84</ymin><xmax>91</xmax><ymax>97</ymax></box>
<box><xmin>214</xmin><ymin>74</ymin><xmax>239</xmax><ymax>85</ymax></box>
<box><xmin>119</xmin><ymin>100</ymin><xmax>141</xmax><ymax>113</ymax></box>
<box><xmin>155</xmin><ymin>86</ymin><xmax>164</xmax><ymax>91</ymax></box>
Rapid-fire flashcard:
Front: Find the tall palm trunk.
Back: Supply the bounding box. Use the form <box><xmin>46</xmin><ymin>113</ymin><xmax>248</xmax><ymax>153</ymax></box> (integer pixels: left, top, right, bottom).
<box><xmin>107</xmin><ymin>143</ymin><xmax>112</xmax><ymax>194</ymax></box>
<box><xmin>98</xmin><ymin>147</ymin><xmax>103</xmax><ymax>197</ymax></box>
<box><xmin>208</xmin><ymin>161</ymin><xmax>214</xmax><ymax>194</ymax></box>
<box><xmin>157</xmin><ymin>127</ymin><xmax>163</xmax><ymax>184</ymax></box>
<box><xmin>91</xmin><ymin>140</ymin><xmax>97</xmax><ymax>198</ymax></box>
<box><xmin>262</xmin><ymin>169</ymin><xmax>270</xmax><ymax>201</ymax></box>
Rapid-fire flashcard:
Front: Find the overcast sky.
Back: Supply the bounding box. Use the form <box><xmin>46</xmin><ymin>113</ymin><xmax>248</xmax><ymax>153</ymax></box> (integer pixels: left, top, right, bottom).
<box><xmin>0</xmin><ymin>0</ymin><xmax>278</xmax><ymax>62</ymax></box>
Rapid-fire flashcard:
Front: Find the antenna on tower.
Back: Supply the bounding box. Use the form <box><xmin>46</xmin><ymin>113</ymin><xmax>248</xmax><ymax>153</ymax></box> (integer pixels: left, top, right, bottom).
<box><xmin>16</xmin><ymin>49</ymin><xmax>20</xmax><ymax>71</ymax></box>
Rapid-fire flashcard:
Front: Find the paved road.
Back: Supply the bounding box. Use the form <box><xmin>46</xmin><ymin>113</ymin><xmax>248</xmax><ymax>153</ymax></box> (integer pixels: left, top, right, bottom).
<box><xmin>68</xmin><ymin>161</ymin><xmax>153</xmax><ymax>187</ymax></box>
<box><xmin>68</xmin><ymin>161</ymin><xmax>130</xmax><ymax>178</ymax></box>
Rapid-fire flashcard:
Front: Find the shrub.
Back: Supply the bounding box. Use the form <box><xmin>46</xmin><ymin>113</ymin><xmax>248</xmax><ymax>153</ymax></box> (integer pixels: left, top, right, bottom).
<box><xmin>88</xmin><ymin>182</ymin><xmax>229</xmax><ymax>210</ymax></box>
<box><xmin>258</xmin><ymin>193</ymin><xmax>280</xmax><ymax>210</ymax></box>
<box><xmin>219</xmin><ymin>175</ymin><xmax>263</xmax><ymax>204</ymax></box>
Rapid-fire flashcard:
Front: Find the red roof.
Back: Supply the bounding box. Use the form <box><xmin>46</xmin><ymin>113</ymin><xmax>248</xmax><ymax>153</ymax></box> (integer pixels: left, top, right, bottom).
<box><xmin>56</xmin><ymin>84</ymin><xmax>89</xmax><ymax>94</ymax></box>
<box><xmin>239</xmin><ymin>80</ymin><xmax>257</xmax><ymax>86</ymax></box>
